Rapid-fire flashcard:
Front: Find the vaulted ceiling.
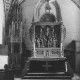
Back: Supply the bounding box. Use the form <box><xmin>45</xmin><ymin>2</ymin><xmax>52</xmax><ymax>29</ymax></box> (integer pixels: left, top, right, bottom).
<box><xmin>71</xmin><ymin>0</ymin><xmax>80</xmax><ymax>9</ymax></box>
<box><xmin>4</xmin><ymin>0</ymin><xmax>80</xmax><ymax>19</ymax></box>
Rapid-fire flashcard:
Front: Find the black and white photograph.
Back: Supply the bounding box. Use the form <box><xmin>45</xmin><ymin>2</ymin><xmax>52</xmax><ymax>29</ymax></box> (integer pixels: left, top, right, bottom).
<box><xmin>0</xmin><ymin>0</ymin><xmax>80</xmax><ymax>80</ymax></box>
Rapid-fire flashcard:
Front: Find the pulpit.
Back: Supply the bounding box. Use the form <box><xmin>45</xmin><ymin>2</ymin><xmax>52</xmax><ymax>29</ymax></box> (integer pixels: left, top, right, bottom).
<box><xmin>22</xmin><ymin>0</ymin><xmax>72</xmax><ymax>80</ymax></box>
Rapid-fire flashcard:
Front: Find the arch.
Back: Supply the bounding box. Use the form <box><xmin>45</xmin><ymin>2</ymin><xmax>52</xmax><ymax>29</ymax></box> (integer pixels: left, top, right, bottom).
<box><xmin>34</xmin><ymin>0</ymin><xmax>62</xmax><ymax>22</ymax></box>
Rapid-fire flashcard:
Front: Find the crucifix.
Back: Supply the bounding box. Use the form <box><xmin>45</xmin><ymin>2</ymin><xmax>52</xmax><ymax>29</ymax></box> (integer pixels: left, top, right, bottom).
<box><xmin>42</xmin><ymin>61</ymin><xmax>52</xmax><ymax>71</ymax></box>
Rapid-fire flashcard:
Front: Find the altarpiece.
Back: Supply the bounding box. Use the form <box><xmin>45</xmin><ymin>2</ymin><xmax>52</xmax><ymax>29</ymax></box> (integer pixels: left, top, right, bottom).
<box><xmin>22</xmin><ymin>1</ymin><xmax>72</xmax><ymax>79</ymax></box>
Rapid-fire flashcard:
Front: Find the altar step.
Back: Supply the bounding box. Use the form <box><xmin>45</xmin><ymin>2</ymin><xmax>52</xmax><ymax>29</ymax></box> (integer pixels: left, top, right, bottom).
<box><xmin>22</xmin><ymin>72</ymin><xmax>71</xmax><ymax>79</ymax></box>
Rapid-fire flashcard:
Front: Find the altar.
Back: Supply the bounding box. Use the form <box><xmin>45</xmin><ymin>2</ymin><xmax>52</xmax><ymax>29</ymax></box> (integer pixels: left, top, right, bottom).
<box><xmin>22</xmin><ymin>58</ymin><xmax>71</xmax><ymax>80</ymax></box>
<box><xmin>22</xmin><ymin>0</ymin><xmax>72</xmax><ymax>79</ymax></box>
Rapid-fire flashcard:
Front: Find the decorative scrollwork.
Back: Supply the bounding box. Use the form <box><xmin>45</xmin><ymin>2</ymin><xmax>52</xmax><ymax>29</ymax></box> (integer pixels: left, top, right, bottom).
<box><xmin>62</xmin><ymin>24</ymin><xmax>66</xmax><ymax>42</ymax></box>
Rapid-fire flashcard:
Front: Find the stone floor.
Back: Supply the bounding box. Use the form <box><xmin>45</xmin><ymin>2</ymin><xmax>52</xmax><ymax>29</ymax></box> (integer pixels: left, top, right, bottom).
<box><xmin>14</xmin><ymin>74</ymin><xmax>80</xmax><ymax>80</ymax></box>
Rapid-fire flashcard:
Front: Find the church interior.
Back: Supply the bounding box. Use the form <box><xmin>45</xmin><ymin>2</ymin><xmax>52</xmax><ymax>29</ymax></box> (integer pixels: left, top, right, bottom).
<box><xmin>0</xmin><ymin>0</ymin><xmax>80</xmax><ymax>80</ymax></box>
